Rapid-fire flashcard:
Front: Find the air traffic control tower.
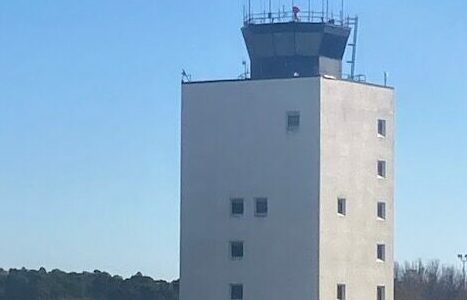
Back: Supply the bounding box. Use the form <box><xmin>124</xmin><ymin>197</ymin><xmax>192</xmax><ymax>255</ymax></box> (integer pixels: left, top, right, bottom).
<box><xmin>242</xmin><ymin>13</ymin><xmax>350</xmax><ymax>79</ymax></box>
<box><xmin>181</xmin><ymin>8</ymin><xmax>394</xmax><ymax>300</ymax></box>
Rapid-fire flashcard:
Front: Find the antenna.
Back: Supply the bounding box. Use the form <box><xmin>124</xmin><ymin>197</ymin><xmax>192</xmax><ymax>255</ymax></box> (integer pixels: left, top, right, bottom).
<box><xmin>341</xmin><ymin>0</ymin><xmax>344</xmax><ymax>24</ymax></box>
<box><xmin>181</xmin><ymin>69</ymin><xmax>192</xmax><ymax>83</ymax></box>
<box><xmin>346</xmin><ymin>16</ymin><xmax>359</xmax><ymax>80</ymax></box>
<box><xmin>239</xmin><ymin>60</ymin><xmax>250</xmax><ymax>80</ymax></box>
<box><xmin>268</xmin><ymin>0</ymin><xmax>272</xmax><ymax>19</ymax></box>
<box><xmin>243</xmin><ymin>4</ymin><xmax>247</xmax><ymax>23</ymax></box>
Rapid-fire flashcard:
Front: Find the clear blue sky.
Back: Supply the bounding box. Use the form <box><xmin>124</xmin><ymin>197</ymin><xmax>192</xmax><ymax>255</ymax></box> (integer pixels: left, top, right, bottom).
<box><xmin>0</xmin><ymin>0</ymin><xmax>466</xmax><ymax>281</ymax></box>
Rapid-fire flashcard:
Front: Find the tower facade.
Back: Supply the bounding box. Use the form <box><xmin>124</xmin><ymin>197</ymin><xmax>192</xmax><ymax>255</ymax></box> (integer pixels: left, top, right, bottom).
<box><xmin>180</xmin><ymin>12</ymin><xmax>394</xmax><ymax>300</ymax></box>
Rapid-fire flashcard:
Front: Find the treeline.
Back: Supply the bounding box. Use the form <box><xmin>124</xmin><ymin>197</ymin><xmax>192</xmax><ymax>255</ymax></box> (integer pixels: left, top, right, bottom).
<box><xmin>0</xmin><ymin>268</ymin><xmax>178</xmax><ymax>300</ymax></box>
<box><xmin>1</xmin><ymin>261</ymin><xmax>466</xmax><ymax>300</ymax></box>
<box><xmin>395</xmin><ymin>261</ymin><xmax>466</xmax><ymax>300</ymax></box>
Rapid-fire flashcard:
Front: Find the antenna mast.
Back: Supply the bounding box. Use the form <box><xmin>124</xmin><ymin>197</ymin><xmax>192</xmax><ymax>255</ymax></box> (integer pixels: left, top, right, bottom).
<box><xmin>341</xmin><ymin>0</ymin><xmax>344</xmax><ymax>24</ymax></box>
<box><xmin>268</xmin><ymin>0</ymin><xmax>272</xmax><ymax>20</ymax></box>
<box><xmin>346</xmin><ymin>16</ymin><xmax>359</xmax><ymax>80</ymax></box>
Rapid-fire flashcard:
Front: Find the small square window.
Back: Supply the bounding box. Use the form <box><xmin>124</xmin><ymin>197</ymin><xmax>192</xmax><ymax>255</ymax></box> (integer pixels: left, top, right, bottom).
<box><xmin>255</xmin><ymin>198</ymin><xmax>268</xmax><ymax>217</ymax></box>
<box><xmin>231</xmin><ymin>198</ymin><xmax>244</xmax><ymax>216</ymax></box>
<box><xmin>378</xmin><ymin>119</ymin><xmax>387</xmax><ymax>137</ymax></box>
<box><xmin>377</xmin><ymin>202</ymin><xmax>386</xmax><ymax>220</ymax></box>
<box><xmin>287</xmin><ymin>111</ymin><xmax>300</xmax><ymax>131</ymax></box>
<box><xmin>230</xmin><ymin>241</ymin><xmax>244</xmax><ymax>259</ymax></box>
<box><xmin>377</xmin><ymin>244</ymin><xmax>386</xmax><ymax>261</ymax></box>
<box><xmin>337</xmin><ymin>284</ymin><xmax>346</xmax><ymax>300</ymax></box>
<box><xmin>377</xmin><ymin>286</ymin><xmax>386</xmax><ymax>300</ymax></box>
<box><xmin>338</xmin><ymin>198</ymin><xmax>346</xmax><ymax>216</ymax></box>
<box><xmin>230</xmin><ymin>284</ymin><xmax>243</xmax><ymax>300</ymax></box>
<box><xmin>377</xmin><ymin>160</ymin><xmax>387</xmax><ymax>178</ymax></box>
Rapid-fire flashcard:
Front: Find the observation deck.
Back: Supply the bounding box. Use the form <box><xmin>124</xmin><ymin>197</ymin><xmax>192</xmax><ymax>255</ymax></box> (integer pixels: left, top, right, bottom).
<box><xmin>242</xmin><ymin>9</ymin><xmax>353</xmax><ymax>80</ymax></box>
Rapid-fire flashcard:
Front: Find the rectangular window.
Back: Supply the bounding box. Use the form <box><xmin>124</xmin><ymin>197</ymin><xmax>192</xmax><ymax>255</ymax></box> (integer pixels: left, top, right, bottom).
<box><xmin>230</xmin><ymin>241</ymin><xmax>244</xmax><ymax>259</ymax></box>
<box><xmin>378</xmin><ymin>119</ymin><xmax>387</xmax><ymax>137</ymax></box>
<box><xmin>377</xmin><ymin>244</ymin><xmax>386</xmax><ymax>261</ymax></box>
<box><xmin>377</xmin><ymin>202</ymin><xmax>386</xmax><ymax>220</ymax></box>
<box><xmin>231</xmin><ymin>198</ymin><xmax>244</xmax><ymax>216</ymax></box>
<box><xmin>338</xmin><ymin>198</ymin><xmax>346</xmax><ymax>216</ymax></box>
<box><xmin>230</xmin><ymin>284</ymin><xmax>243</xmax><ymax>300</ymax></box>
<box><xmin>255</xmin><ymin>197</ymin><xmax>268</xmax><ymax>217</ymax></box>
<box><xmin>377</xmin><ymin>286</ymin><xmax>386</xmax><ymax>300</ymax></box>
<box><xmin>287</xmin><ymin>111</ymin><xmax>300</xmax><ymax>131</ymax></box>
<box><xmin>337</xmin><ymin>284</ymin><xmax>346</xmax><ymax>300</ymax></box>
<box><xmin>377</xmin><ymin>160</ymin><xmax>387</xmax><ymax>178</ymax></box>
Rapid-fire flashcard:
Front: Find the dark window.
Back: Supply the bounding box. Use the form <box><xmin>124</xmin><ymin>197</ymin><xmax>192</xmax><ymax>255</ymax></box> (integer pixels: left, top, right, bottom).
<box><xmin>231</xmin><ymin>284</ymin><xmax>243</xmax><ymax>300</ymax></box>
<box><xmin>378</xmin><ymin>119</ymin><xmax>387</xmax><ymax>137</ymax></box>
<box><xmin>338</xmin><ymin>198</ymin><xmax>346</xmax><ymax>216</ymax></box>
<box><xmin>255</xmin><ymin>198</ymin><xmax>268</xmax><ymax>216</ymax></box>
<box><xmin>287</xmin><ymin>112</ymin><xmax>300</xmax><ymax>131</ymax></box>
<box><xmin>231</xmin><ymin>198</ymin><xmax>244</xmax><ymax>216</ymax></box>
<box><xmin>230</xmin><ymin>241</ymin><xmax>244</xmax><ymax>259</ymax></box>
<box><xmin>377</xmin><ymin>202</ymin><xmax>386</xmax><ymax>220</ymax></box>
<box><xmin>377</xmin><ymin>244</ymin><xmax>386</xmax><ymax>261</ymax></box>
<box><xmin>377</xmin><ymin>160</ymin><xmax>387</xmax><ymax>178</ymax></box>
<box><xmin>377</xmin><ymin>286</ymin><xmax>386</xmax><ymax>300</ymax></box>
<box><xmin>337</xmin><ymin>284</ymin><xmax>346</xmax><ymax>300</ymax></box>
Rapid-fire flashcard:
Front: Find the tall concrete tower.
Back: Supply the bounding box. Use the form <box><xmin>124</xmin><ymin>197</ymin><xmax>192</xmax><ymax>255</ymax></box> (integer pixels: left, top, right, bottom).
<box><xmin>180</xmin><ymin>9</ymin><xmax>394</xmax><ymax>300</ymax></box>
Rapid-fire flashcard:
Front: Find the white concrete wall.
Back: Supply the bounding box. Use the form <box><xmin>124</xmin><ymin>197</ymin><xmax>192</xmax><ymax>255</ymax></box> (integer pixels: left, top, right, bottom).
<box><xmin>180</xmin><ymin>77</ymin><xmax>395</xmax><ymax>300</ymax></box>
<box><xmin>181</xmin><ymin>78</ymin><xmax>321</xmax><ymax>300</ymax></box>
<box><xmin>319</xmin><ymin>78</ymin><xmax>395</xmax><ymax>300</ymax></box>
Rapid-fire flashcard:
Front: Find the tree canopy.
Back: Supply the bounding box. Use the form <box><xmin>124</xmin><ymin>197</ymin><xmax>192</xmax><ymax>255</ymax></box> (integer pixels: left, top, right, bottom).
<box><xmin>1</xmin><ymin>261</ymin><xmax>465</xmax><ymax>300</ymax></box>
<box><xmin>0</xmin><ymin>268</ymin><xmax>178</xmax><ymax>300</ymax></box>
<box><xmin>395</xmin><ymin>260</ymin><xmax>466</xmax><ymax>300</ymax></box>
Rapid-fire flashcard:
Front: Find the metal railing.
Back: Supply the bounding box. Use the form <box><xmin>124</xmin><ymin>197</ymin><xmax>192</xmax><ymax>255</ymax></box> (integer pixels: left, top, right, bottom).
<box><xmin>243</xmin><ymin>10</ymin><xmax>351</xmax><ymax>27</ymax></box>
